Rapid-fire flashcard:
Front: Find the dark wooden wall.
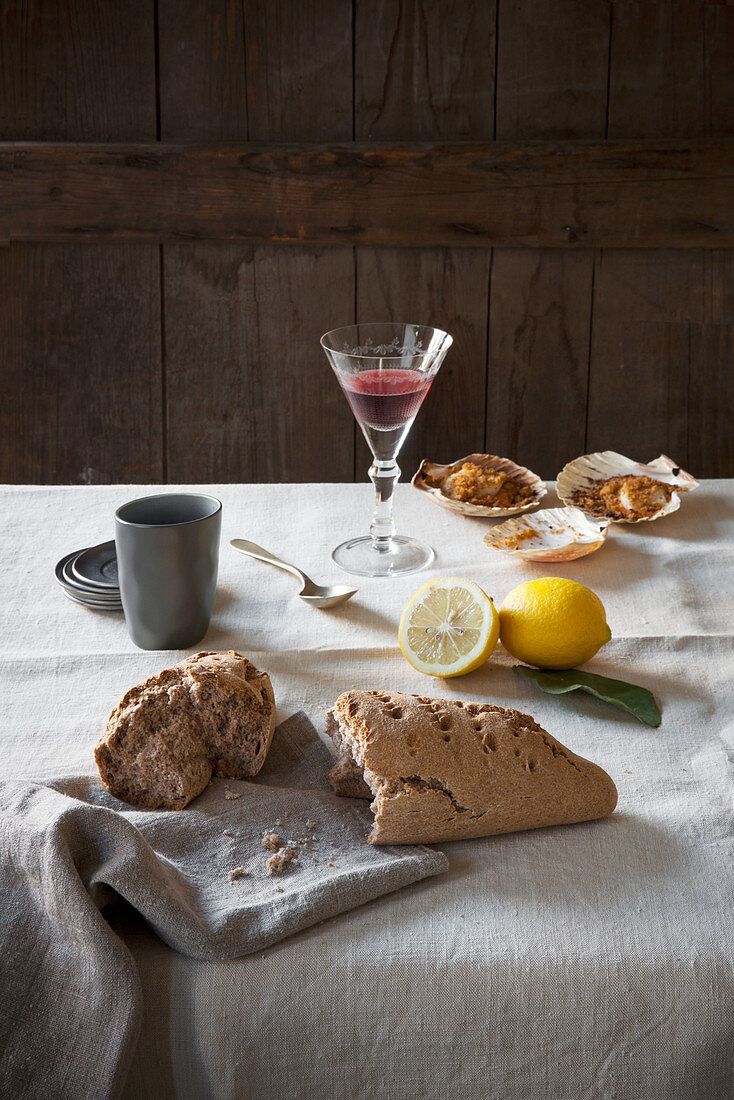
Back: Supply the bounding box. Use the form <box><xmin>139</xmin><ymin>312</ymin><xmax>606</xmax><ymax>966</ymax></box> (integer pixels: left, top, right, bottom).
<box><xmin>2</xmin><ymin>1</ymin><xmax>733</xmax><ymax>484</ymax></box>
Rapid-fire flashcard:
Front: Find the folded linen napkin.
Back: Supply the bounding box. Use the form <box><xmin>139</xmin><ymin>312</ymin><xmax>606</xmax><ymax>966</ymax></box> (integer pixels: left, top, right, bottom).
<box><xmin>0</xmin><ymin>712</ymin><xmax>447</xmax><ymax>1100</ymax></box>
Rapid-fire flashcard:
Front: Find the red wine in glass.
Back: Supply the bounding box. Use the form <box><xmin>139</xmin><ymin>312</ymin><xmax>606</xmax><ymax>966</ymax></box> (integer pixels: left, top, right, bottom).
<box><xmin>339</xmin><ymin>368</ymin><xmax>433</xmax><ymax>461</ymax></box>
<box><xmin>321</xmin><ymin>322</ymin><xmax>453</xmax><ymax>576</ymax></box>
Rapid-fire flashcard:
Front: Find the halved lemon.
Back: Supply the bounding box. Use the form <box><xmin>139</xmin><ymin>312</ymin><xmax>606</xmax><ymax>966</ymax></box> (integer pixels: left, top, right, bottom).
<box><xmin>398</xmin><ymin>577</ymin><xmax>500</xmax><ymax>677</ymax></box>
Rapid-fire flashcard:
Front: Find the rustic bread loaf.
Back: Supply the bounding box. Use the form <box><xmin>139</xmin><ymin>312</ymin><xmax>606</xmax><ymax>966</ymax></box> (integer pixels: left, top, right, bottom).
<box><xmin>327</xmin><ymin>690</ymin><xmax>617</xmax><ymax>844</ymax></box>
<box><xmin>95</xmin><ymin>651</ymin><xmax>275</xmax><ymax>810</ymax></box>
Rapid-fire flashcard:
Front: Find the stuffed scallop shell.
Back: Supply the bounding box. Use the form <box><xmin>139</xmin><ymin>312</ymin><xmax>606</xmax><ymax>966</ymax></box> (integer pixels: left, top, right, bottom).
<box><xmin>411</xmin><ymin>454</ymin><xmax>546</xmax><ymax>517</ymax></box>
<box><xmin>483</xmin><ymin>507</ymin><xmax>609</xmax><ymax>562</ymax></box>
<box><xmin>556</xmin><ymin>452</ymin><xmax>698</xmax><ymax>523</ymax></box>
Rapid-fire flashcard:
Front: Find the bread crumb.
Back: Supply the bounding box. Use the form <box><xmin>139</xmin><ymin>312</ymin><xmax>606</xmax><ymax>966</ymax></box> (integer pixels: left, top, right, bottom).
<box><xmin>262</xmin><ymin>830</ymin><xmax>282</xmax><ymax>851</ymax></box>
<box><xmin>224</xmin><ymin>787</ymin><xmax>241</xmax><ymax>800</ymax></box>
<box><xmin>228</xmin><ymin>866</ymin><xmax>248</xmax><ymax>881</ymax></box>
<box><xmin>223</xmin><ymin>829</ymin><xmax>234</xmax><ymax>837</ymax></box>
<box><xmin>274</xmin><ymin>885</ymin><xmax>284</xmax><ymax>893</ymax></box>
<box><xmin>327</xmin><ymin>860</ymin><xmax>334</xmax><ymax>867</ymax></box>
<box><xmin>306</xmin><ymin>820</ymin><xmax>317</xmax><ymax>829</ymax></box>
<box><xmin>266</xmin><ymin>846</ymin><xmax>298</xmax><ymax>875</ymax></box>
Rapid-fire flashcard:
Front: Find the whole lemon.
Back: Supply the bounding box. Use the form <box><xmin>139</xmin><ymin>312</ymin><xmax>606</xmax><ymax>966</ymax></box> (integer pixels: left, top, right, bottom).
<box><xmin>499</xmin><ymin>577</ymin><xmax>611</xmax><ymax>669</ymax></box>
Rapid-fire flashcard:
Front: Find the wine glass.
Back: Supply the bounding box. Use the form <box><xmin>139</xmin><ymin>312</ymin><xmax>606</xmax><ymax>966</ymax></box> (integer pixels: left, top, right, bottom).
<box><xmin>321</xmin><ymin>322</ymin><xmax>453</xmax><ymax>577</ymax></box>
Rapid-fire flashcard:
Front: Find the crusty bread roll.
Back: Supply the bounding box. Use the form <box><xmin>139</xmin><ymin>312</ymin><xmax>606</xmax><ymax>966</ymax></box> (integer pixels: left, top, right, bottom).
<box><xmin>327</xmin><ymin>690</ymin><xmax>617</xmax><ymax>844</ymax></box>
<box><xmin>95</xmin><ymin>651</ymin><xmax>275</xmax><ymax>810</ymax></box>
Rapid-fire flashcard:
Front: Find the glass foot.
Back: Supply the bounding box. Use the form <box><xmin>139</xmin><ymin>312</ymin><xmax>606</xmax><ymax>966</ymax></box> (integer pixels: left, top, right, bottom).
<box><xmin>332</xmin><ymin>535</ymin><xmax>435</xmax><ymax>577</ymax></box>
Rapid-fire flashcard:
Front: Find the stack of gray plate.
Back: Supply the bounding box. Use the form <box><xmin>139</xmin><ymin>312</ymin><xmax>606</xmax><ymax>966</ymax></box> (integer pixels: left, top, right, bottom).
<box><xmin>54</xmin><ymin>541</ymin><xmax>122</xmax><ymax>611</ymax></box>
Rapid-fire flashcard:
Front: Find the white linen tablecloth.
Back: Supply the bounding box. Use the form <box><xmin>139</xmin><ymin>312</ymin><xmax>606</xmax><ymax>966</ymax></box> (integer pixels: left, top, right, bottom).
<box><xmin>1</xmin><ymin>481</ymin><xmax>732</xmax><ymax>1099</ymax></box>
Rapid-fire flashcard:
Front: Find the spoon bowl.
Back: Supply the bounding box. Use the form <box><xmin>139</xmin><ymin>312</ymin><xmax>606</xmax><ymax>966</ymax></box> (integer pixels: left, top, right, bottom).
<box><xmin>230</xmin><ymin>540</ymin><xmax>358</xmax><ymax>609</ymax></box>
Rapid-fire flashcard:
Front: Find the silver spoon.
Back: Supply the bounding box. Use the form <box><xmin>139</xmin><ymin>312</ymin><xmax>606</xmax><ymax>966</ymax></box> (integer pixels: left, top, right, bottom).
<box><xmin>230</xmin><ymin>539</ymin><xmax>358</xmax><ymax>609</ymax></box>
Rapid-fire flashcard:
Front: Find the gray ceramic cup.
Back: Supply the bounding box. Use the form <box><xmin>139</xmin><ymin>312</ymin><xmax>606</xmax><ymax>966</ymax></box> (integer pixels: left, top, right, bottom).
<box><xmin>115</xmin><ymin>493</ymin><xmax>222</xmax><ymax>650</ymax></box>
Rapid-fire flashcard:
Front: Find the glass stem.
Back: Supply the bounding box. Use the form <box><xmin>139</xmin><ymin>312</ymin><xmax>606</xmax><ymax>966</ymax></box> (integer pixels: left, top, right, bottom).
<box><xmin>369</xmin><ymin>460</ymin><xmax>399</xmax><ymax>552</ymax></box>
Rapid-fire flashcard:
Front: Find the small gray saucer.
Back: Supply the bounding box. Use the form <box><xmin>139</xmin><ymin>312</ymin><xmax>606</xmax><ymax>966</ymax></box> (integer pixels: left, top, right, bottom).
<box><xmin>71</xmin><ymin>541</ymin><xmax>118</xmax><ymax>589</ymax></box>
<box><xmin>61</xmin><ymin>587</ymin><xmax>122</xmax><ymax>611</ymax></box>
<box><xmin>58</xmin><ymin>553</ymin><xmax>120</xmax><ymax>601</ymax></box>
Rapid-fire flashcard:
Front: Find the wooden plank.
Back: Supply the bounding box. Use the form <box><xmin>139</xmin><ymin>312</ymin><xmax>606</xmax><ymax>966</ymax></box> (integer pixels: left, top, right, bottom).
<box><xmin>705</xmin><ymin>6</ymin><xmax>734</xmax><ymax>139</ymax></box>
<box><xmin>490</xmin><ymin>0</ymin><xmax>610</xmax><ymax>478</ymax></box>
<box><xmin>0</xmin><ymin>243</ymin><xmax>162</xmax><ymax>483</ymax></box>
<box><xmin>486</xmin><ymin>250</ymin><xmax>594</xmax><ymax>479</ymax></box>
<box><xmin>693</xmin><ymin>14</ymin><xmax>734</xmax><ymax>474</ymax></box>
<box><xmin>354</xmin><ymin>248</ymin><xmax>491</xmax><ymax>481</ymax></box>
<box><xmin>157</xmin><ymin>0</ymin><xmax>248</xmax><ymax>141</ymax></box>
<box><xmin>587</xmin><ymin>2</ymin><xmax>734</xmax><ymax>478</ymax></box>
<box><xmin>10</xmin><ymin>139</ymin><xmax>734</xmax><ymax>248</ymax></box>
<box><xmin>159</xmin><ymin>0</ymin><xmax>355</xmax><ymax>483</ymax></box>
<box><xmin>244</xmin><ymin>0</ymin><xmax>352</xmax><ymax>141</ymax></box>
<box><xmin>157</xmin><ymin>3</ymin><xmax>248</xmax><ymax>480</ymax></box>
<box><xmin>158</xmin><ymin>1</ymin><xmax>354</xmax><ymax>142</ymax></box>
<box><xmin>245</xmin><ymin>0</ymin><xmax>355</xmax><ymax>480</ymax></box>
<box><xmin>585</xmin><ymin>250</ymin><xmax>702</xmax><ymax>463</ymax></box>
<box><xmin>687</xmin><ymin>251</ymin><xmax>734</xmax><ymax>478</ymax></box>
<box><xmin>353</xmin><ymin>1</ymin><xmax>494</xmax><ymax>482</ymax></box>
<box><xmin>0</xmin><ymin>149</ymin><xmax>11</xmax><ymax>242</ymax></box>
<box><xmin>0</xmin><ymin>0</ymin><xmax>157</xmax><ymax>140</ymax></box>
<box><xmin>607</xmin><ymin>3</ymin><xmax>704</xmax><ymax>140</ymax></box>
<box><xmin>495</xmin><ymin>0</ymin><xmax>610</xmax><ymax>140</ymax></box>
<box><xmin>355</xmin><ymin>0</ymin><xmax>496</xmax><ymax>141</ymax></box>
<box><xmin>164</xmin><ymin>242</ymin><xmax>355</xmax><ymax>482</ymax></box>
<box><xmin>0</xmin><ymin>0</ymin><xmax>160</xmax><ymax>485</ymax></box>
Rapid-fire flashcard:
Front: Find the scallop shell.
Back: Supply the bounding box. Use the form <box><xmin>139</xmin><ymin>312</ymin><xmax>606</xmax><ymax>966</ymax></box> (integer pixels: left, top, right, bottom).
<box><xmin>556</xmin><ymin>452</ymin><xmax>699</xmax><ymax>523</ymax></box>
<box><xmin>483</xmin><ymin>507</ymin><xmax>610</xmax><ymax>562</ymax></box>
<box><xmin>411</xmin><ymin>454</ymin><xmax>546</xmax><ymax>517</ymax></box>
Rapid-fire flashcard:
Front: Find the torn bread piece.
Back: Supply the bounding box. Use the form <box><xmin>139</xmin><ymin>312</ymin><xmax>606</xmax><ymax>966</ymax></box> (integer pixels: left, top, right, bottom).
<box><xmin>95</xmin><ymin>651</ymin><xmax>275</xmax><ymax>810</ymax></box>
<box><xmin>326</xmin><ymin>708</ymin><xmax>373</xmax><ymax>799</ymax></box>
<box><xmin>327</xmin><ymin>690</ymin><xmax>617</xmax><ymax>845</ymax></box>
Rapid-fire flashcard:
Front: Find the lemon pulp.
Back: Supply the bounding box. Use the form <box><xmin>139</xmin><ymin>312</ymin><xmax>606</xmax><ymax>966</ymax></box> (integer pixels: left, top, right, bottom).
<box><xmin>399</xmin><ymin>578</ymin><xmax>499</xmax><ymax>677</ymax></box>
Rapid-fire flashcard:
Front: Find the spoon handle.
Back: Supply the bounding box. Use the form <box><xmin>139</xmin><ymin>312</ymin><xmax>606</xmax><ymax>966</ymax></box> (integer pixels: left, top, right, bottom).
<box><xmin>230</xmin><ymin>539</ymin><xmax>307</xmax><ymax>586</ymax></box>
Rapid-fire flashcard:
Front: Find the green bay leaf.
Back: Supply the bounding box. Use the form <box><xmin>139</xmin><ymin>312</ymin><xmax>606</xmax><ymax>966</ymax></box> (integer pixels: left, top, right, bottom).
<box><xmin>514</xmin><ymin>665</ymin><xmax>661</xmax><ymax>727</ymax></box>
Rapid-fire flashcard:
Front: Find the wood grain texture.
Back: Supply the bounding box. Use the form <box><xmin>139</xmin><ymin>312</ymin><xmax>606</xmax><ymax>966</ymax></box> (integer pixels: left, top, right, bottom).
<box><xmin>587</xmin><ymin>2</ymin><xmax>734</xmax><ymax>477</ymax></box>
<box><xmin>0</xmin><ymin>243</ymin><xmax>162</xmax><ymax>482</ymax></box>
<box><xmin>585</xmin><ymin>250</ymin><xmax>702</xmax><ymax>464</ymax></box>
<box><xmin>687</xmin><ymin>251</ymin><xmax>734</xmax><ymax>477</ymax></box>
<box><xmin>1</xmin><ymin>0</ymin><xmax>733</xmax><ymax>483</ymax></box>
<box><xmin>0</xmin><ymin>0</ymin><xmax>157</xmax><ymax>140</ymax></box>
<box><xmin>491</xmin><ymin>0</ymin><xmax>609</xmax><ymax>479</ymax></box>
<box><xmin>355</xmin><ymin>0</ymin><xmax>496</xmax><ymax>141</ymax></box>
<box><xmin>495</xmin><ymin>0</ymin><xmax>610</xmax><ymax>140</ymax></box>
<box><xmin>159</xmin><ymin>1</ymin><xmax>356</xmax><ymax>482</ymax></box>
<box><xmin>164</xmin><ymin>243</ymin><xmax>354</xmax><ymax>481</ymax></box>
<box><xmin>354</xmin><ymin>248</ymin><xmax>491</xmax><ymax>480</ymax></box>
<box><xmin>244</xmin><ymin>0</ymin><xmax>353</xmax><ymax>141</ymax></box>
<box><xmin>587</xmin><ymin>245</ymin><xmax>734</xmax><ymax>479</ymax></box>
<box><xmin>705</xmin><ymin>6</ymin><xmax>734</xmax><ymax>139</ymax></box>
<box><xmin>158</xmin><ymin>0</ymin><xmax>248</xmax><ymax>141</ymax></box>
<box><xmin>0</xmin><ymin>0</ymin><xmax>160</xmax><ymax>484</ymax></box>
<box><xmin>8</xmin><ymin>139</ymin><xmax>734</xmax><ymax>247</ymax></box>
<box><xmin>353</xmin><ymin>0</ymin><xmax>495</xmax><ymax>488</ymax></box>
<box><xmin>487</xmin><ymin>250</ymin><xmax>594</xmax><ymax>479</ymax></box>
<box><xmin>608</xmin><ymin>3</ymin><xmax>704</xmax><ymax>140</ymax></box>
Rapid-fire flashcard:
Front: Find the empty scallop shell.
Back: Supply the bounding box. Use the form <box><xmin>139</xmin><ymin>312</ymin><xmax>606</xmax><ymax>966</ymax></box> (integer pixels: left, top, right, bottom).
<box><xmin>483</xmin><ymin>507</ymin><xmax>610</xmax><ymax>562</ymax></box>
<box><xmin>556</xmin><ymin>452</ymin><xmax>699</xmax><ymax>523</ymax></box>
<box><xmin>411</xmin><ymin>454</ymin><xmax>546</xmax><ymax>517</ymax></box>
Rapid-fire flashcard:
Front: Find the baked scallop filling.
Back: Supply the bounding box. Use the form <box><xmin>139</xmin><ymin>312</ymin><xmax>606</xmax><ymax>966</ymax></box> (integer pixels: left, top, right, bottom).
<box><xmin>442</xmin><ymin>463</ymin><xmax>534</xmax><ymax>508</ymax></box>
<box><xmin>571</xmin><ymin>474</ymin><xmax>675</xmax><ymax>519</ymax></box>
